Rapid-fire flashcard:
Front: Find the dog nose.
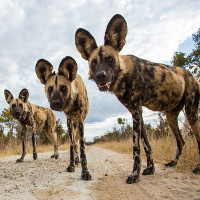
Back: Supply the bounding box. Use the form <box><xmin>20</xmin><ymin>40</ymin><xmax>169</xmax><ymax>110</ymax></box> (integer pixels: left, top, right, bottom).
<box><xmin>15</xmin><ymin>110</ymin><xmax>20</xmax><ymax>115</ymax></box>
<box><xmin>52</xmin><ymin>99</ymin><xmax>61</xmax><ymax>107</ymax></box>
<box><xmin>96</xmin><ymin>71</ymin><xmax>106</xmax><ymax>80</ymax></box>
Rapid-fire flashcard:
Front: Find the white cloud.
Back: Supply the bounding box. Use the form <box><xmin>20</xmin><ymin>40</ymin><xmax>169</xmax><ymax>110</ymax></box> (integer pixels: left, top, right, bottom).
<box><xmin>0</xmin><ymin>0</ymin><xmax>199</xmax><ymax>141</ymax></box>
<box><xmin>121</xmin><ymin>0</ymin><xmax>200</xmax><ymax>62</ymax></box>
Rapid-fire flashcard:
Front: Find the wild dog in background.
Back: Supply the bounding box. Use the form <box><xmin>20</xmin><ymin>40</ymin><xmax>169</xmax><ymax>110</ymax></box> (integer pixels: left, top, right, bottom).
<box><xmin>4</xmin><ymin>88</ymin><xmax>59</xmax><ymax>163</ymax></box>
<box><xmin>35</xmin><ymin>56</ymin><xmax>91</xmax><ymax>180</ymax></box>
<box><xmin>75</xmin><ymin>14</ymin><xmax>200</xmax><ymax>183</ymax></box>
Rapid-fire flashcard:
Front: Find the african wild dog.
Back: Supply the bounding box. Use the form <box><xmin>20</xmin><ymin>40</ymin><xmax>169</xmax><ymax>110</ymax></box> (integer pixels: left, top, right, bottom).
<box><xmin>4</xmin><ymin>88</ymin><xmax>59</xmax><ymax>163</ymax></box>
<box><xmin>75</xmin><ymin>14</ymin><xmax>200</xmax><ymax>183</ymax></box>
<box><xmin>35</xmin><ymin>56</ymin><xmax>91</xmax><ymax>180</ymax></box>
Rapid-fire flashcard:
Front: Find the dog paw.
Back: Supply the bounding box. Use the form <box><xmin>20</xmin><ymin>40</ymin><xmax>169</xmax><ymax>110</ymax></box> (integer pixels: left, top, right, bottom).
<box><xmin>51</xmin><ymin>154</ymin><xmax>59</xmax><ymax>159</ymax></box>
<box><xmin>33</xmin><ymin>152</ymin><xmax>37</xmax><ymax>160</ymax></box>
<box><xmin>66</xmin><ymin>165</ymin><xmax>75</xmax><ymax>172</ymax></box>
<box><xmin>75</xmin><ymin>157</ymin><xmax>80</xmax><ymax>165</ymax></box>
<box><xmin>55</xmin><ymin>154</ymin><xmax>59</xmax><ymax>159</ymax></box>
<box><xmin>81</xmin><ymin>169</ymin><xmax>91</xmax><ymax>181</ymax></box>
<box><xmin>142</xmin><ymin>166</ymin><xmax>155</xmax><ymax>175</ymax></box>
<box><xmin>126</xmin><ymin>174</ymin><xmax>140</xmax><ymax>184</ymax></box>
<box><xmin>16</xmin><ymin>158</ymin><xmax>24</xmax><ymax>163</ymax></box>
<box><xmin>193</xmin><ymin>166</ymin><xmax>200</xmax><ymax>174</ymax></box>
<box><xmin>165</xmin><ymin>160</ymin><xmax>177</xmax><ymax>167</ymax></box>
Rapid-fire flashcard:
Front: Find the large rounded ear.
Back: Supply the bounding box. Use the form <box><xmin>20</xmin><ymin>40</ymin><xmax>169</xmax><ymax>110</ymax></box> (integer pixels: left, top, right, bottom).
<box><xmin>58</xmin><ymin>56</ymin><xmax>77</xmax><ymax>81</ymax></box>
<box><xmin>104</xmin><ymin>14</ymin><xmax>127</xmax><ymax>52</ymax></box>
<box><xmin>75</xmin><ymin>28</ymin><xmax>98</xmax><ymax>60</ymax></box>
<box><xmin>4</xmin><ymin>89</ymin><xmax>14</xmax><ymax>104</ymax></box>
<box><xmin>19</xmin><ymin>88</ymin><xmax>29</xmax><ymax>103</ymax></box>
<box><xmin>35</xmin><ymin>59</ymin><xmax>54</xmax><ymax>84</ymax></box>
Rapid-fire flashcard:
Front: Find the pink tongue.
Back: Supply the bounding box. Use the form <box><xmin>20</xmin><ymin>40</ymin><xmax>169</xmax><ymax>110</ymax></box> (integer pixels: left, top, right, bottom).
<box><xmin>99</xmin><ymin>83</ymin><xmax>108</xmax><ymax>87</ymax></box>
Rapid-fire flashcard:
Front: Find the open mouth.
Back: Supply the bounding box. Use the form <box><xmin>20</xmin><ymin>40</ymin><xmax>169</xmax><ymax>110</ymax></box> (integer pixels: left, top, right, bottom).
<box><xmin>97</xmin><ymin>82</ymin><xmax>111</xmax><ymax>91</ymax></box>
<box><xmin>14</xmin><ymin>115</ymin><xmax>21</xmax><ymax>120</ymax></box>
<box><xmin>50</xmin><ymin>104</ymin><xmax>63</xmax><ymax>111</ymax></box>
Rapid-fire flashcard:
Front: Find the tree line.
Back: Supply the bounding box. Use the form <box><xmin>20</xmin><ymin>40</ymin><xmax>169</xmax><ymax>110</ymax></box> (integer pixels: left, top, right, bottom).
<box><xmin>93</xmin><ymin>115</ymin><xmax>171</xmax><ymax>144</ymax></box>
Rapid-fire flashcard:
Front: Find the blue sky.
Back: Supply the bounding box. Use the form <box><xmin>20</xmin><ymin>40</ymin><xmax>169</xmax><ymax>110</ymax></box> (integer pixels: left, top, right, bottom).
<box><xmin>178</xmin><ymin>36</ymin><xmax>195</xmax><ymax>55</ymax></box>
<box><xmin>0</xmin><ymin>0</ymin><xmax>200</xmax><ymax>141</ymax></box>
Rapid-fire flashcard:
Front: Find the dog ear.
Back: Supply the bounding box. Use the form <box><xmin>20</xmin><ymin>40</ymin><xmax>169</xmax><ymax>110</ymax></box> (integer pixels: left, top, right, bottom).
<box><xmin>104</xmin><ymin>14</ymin><xmax>127</xmax><ymax>52</ymax></box>
<box><xmin>75</xmin><ymin>28</ymin><xmax>97</xmax><ymax>60</ymax></box>
<box><xmin>35</xmin><ymin>59</ymin><xmax>54</xmax><ymax>84</ymax></box>
<box><xmin>4</xmin><ymin>90</ymin><xmax>14</xmax><ymax>104</ymax></box>
<box><xmin>19</xmin><ymin>89</ymin><xmax>29</xmax><ymax>103</ymax></box>
<box><xmin>58</xmin><ymin>56</ymin><xmax>77</xmax><ymax>81</ymax></box>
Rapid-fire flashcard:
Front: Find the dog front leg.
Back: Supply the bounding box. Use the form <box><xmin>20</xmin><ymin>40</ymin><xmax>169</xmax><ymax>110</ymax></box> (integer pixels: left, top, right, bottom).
<box><xmin>126</xmin><ymin>110</ymin><xmax>141</xmax><ymax>184</ymax></box>
<box><xmin>16</xmin><ymin>125</ymin><xmax>27</xmax><ymax>163</ymax></box>
<box><xmin>32</xmin><ymin>126</ymin><xmax>37</xmax><ymax>160</ymax></box>
<box><xmin>79</xmin><ymin>121</ymin><xmax>91</xmax><ymax>180</ymax></box>
<box><xmin>74</xmin><ymin>123</ymin><xmax>80</xmax><ymax>165</ymax></box>
<box><xmin>74</xmin><ymin>144</ymin><xmax>79</xmax><ymax>165</ymax></box>
<box><xmin>141</xmin><ymin>118</ymin><xmax>155</xmax><ymax>175</ymax></box>
<box><xmin>66</xmin><ymin>118</ymin><xmax>75</xmax><ymax>172</ymax></box>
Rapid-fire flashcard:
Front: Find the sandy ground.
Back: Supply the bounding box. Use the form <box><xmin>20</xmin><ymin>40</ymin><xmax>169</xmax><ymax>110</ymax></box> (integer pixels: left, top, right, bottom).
<box><xmin>0</xmin><ymin>146</ymin><xmax>200</xmax><ymax>200</ymax></box>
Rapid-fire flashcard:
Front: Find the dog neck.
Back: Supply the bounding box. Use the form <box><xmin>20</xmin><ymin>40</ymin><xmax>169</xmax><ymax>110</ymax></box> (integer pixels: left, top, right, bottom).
<box><xmin>18</xmin><ymin>102</ymin><xmax>32</xmax><ymax>124</ymax></box>
<box><xmin>64</xmin><ymin>81</ymin><xmax>78</xmax><ymax>114</ymax></box>
<box><xmin>109</xmin><ymin>55</ymin><xmax>129</xmax><ymax>96</ymax></box>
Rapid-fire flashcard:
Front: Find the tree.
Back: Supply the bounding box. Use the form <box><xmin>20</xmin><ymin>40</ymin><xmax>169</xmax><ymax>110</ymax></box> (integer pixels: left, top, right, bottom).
<box><xmin>187</xmin><ymin>28</ymin><xmax>200</xmax><ymax>76</ymax></box>
<box><xmin>171</xmin><ymin>28</ymin><xmax>200</xmax><ymax>77</ymax></box>
<box><xmin>38</xmin><ymin>118</ymin><xmax>67</xmax><ymax>144</ymax></box>
<box><xmin>117</xmin><ymin>118</ymin><xmax>126</xmax><ymax>125</ymax></box>
<box><xmin>155</xmin><ymin>112</ymin><xmax>170</xmax><ymax>139</ymax></box>
<box><xmin>124</xmin><ymin>124</ymin><xmax>133</xmax><ymax>139</ymax></box>
<box><xmin>56</xmin><ymin>118</ymin><xmax>68</xmax><ymax>143</ymax></box>
<box><xmin>0</xmin><ymin>125</ymin><xmax>6</xmax><ymax>149</ymax></box>
<box><xmin>0</xmin><ymin>108</ymin><xmax>19</xmax><ymax>141</ymax></box>
<box><xmin>92</xmin><ymin>118</ymin><xmax>133</xmax><ymax>143</ymax></box>
<box><xmin>93</xmin><ymin>136</ymin><xmax>100</xmax><ymax>144</ymax></box>
<box><xmin>144</xmin><ymin>123</ymin><xmax>154</xmax><ymax>139</ymax></box>
<box><xmin>117</xmin><ymin>117</ymin><xmax>128</xmax><ymax>139</ymax></box>
<box><xmin>171</xmin><ymin>52</ymin><xmax>187</xmax><ymax>68</ymax></box>
<box><xmin>37</xmin><ymin>129</ymin><xmax>48</xmax><ymax>144</ymax></box>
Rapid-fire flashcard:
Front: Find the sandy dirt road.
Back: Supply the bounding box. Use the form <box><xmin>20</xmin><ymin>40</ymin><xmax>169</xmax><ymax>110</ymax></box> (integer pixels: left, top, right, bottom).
<box><xmin>0</xmin><ymin>146</ymin><xmax>200</xmax><ymax>200</ymax></box>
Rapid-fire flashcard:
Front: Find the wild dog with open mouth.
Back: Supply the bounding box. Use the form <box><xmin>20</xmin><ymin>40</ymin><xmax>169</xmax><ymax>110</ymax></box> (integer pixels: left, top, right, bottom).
<box><xmin>75</xmin><ymin>14</ymin><xmax>200</xmax><ymax>183</ymax></box>
<box><xmin>4</xmin><ymin>88</ymin><xmax>59</xmax><ymax>163</ymax></box>
<box><xmin>35</xmin><ymin>56</ymin><xmax>91</xmax><ymax>180</ymax></box>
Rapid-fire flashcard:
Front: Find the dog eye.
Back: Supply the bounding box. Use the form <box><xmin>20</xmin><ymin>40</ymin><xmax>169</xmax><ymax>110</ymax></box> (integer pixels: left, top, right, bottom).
<box><xmin>48</xmin><ymin>87</ymin><xmax>53</xmax><ymax>94</ymax></box>
<box><xmin>12</xmin><ymin>104</ymin><xmax>16</xmax><ymax>109</ymax></box>
<box><xmin>60</xmin><ymin>85</ymin><xmax>67</xmax><ymax>92</ymax></box>
<box><xmin>19</xmin><ymin>103</ymin><xmax>23</xmax><ymax>109</ymax></box>
<box><xmin>92</xmin><ymin>59</ymin><xmax>97</xmax><ymax>66</ymax></box>
<box><xmin>106</xmin><ymin>56</ymin><xmax>114</xmax><ymax>63</ymax></box>
<box><xmin>91</xmin><ymin>59</ymin><xmax>97</xmax><ymax>72</ymax></box>
<box><xmin>91</xmin><ymin>59</ymin><xmax>97</xmax><ymax>68</ymax></box>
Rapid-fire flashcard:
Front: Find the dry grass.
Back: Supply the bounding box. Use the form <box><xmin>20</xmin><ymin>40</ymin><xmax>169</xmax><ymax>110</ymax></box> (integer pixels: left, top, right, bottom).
<box><xmin>0</xmin><ymin>142</ymin><xmax>69</xmax><ymax>158</ymax></box>
<box><xmin>96</xmin><ymin>135</ymin><xmax>198</xmax><ymax>173</ymax></box>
